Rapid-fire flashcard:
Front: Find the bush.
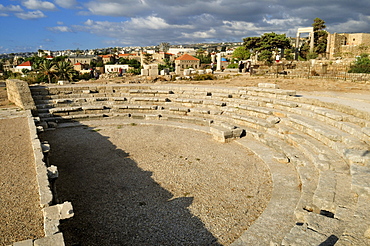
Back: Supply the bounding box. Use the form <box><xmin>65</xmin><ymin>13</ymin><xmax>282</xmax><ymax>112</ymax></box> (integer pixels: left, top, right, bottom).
<box><xmin>127</xmin><ymin>68</ymin><xmax>141</xmax><ymax>75</ymax></box>
<box><xmin>78</xmin><ymin>73</ymin><xmax>91</xmax><ymax>80</ymax></box>
<box><xmin>227</xmin><ymin>63</ymin><xmax>238</xmax><ymax>68</ymax></box>
<box><xmin>307</xmin><ymin>52</ymin><xmax>318</xmax><ymax>60</ymax></box>
<box><xmin>348</xmin><ymin>54</ymin><xmax>370</xmax><ymax>73</ymax></box>
<box><xmin>193</xmin><ymin>74</ymin><xmax>215</xmax><ymax>81</ymax></box>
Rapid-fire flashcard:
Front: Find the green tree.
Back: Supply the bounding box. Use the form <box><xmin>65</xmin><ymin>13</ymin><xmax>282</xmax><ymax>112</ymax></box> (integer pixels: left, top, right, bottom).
<box><xmin>312</xmin><ymin>18</ymin><xmax>328</xmax><ymax>56</ymax></box>
<box><xmin>232</xmin><ymin>46</ymin><xmax>251</xmax><ymax>60</ymax></box>
<box><xmin>38</xmin><ymin>59</ymin><xmax>56</xmax><ymax>83</ymax></box>
<box><xmin>258</xmin><ymin>50</ymin><xmax>273</xmax><ymax>64</ymax></box>
<box><xmin>244</xmin><ymin>33</ymin><xmax>291</xmax><ymax>63</ymax></box>
<box><xmin>348</xmin><ymin>53</ymin><xmax>370</xmax><ymax>73</ymax></box>
<box><xmin>195</xmin><ymin>53</ymin><xmax>212</xmax><ymax>64</ymax></box>
<box><xmin>143</xmin><ymin>53</ymin><xmax>153</xmax><ymax>65</ymax></box>
<box><xmin>284</xmin><ymin>49</ymin><xmax>294</xmax><ymax>61</ymax></box>
<box><xmin>55</xmin><ymin>61</ymin><xmax>77</xmax><ymax>81</ymax></box>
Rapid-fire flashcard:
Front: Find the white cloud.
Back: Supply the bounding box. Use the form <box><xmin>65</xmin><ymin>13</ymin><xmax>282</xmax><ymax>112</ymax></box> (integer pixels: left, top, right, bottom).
<box><xmin>0</xmin><ymin>4</ymin><xmax>23</xmax><ymax>12</ymax></box>
<box><xmin>15</xmin><ymin>10</ymin><xmax>46</xmax><ymax>19</ymax></box>
<box><xmin>37</xmin><ymin>0</ymin><xmax>370</xmax><ymax>48</ymax></box>
<box><xmin>48</xmin><ymin>25</ymin><xmax>73</xmax><ymax>32</ymax></box>
<box><xmin>86</xmin><ymin>1</ymin><xmax>149</xmax><ymax>17</ymax></box>
<box><xmin>54</xmin><ymin>0</ymin><xmax>77</xmax><ymax>9</ymax></box>
<box><xmin>22</xmin><ymin>0</ymin><xmax>57</xmax><ymax>11</ymax></box>
<box><xmin>327</xmin><ymin>14</ymin><xmax>370</xmax><ymax>33</ymax></box>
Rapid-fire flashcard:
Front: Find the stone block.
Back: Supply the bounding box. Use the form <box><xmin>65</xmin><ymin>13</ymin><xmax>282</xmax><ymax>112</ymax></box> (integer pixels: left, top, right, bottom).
<box><xmin>258</xmin><ymin>83</ymin><xmax>279</xmax><ymax>89</ymax></box>
<box><xmin>141</xmin><ymin>69</ymin><xmax>149</xmax><ymax>76</ymax></box>
<box><xmin>346</xmin><ymin>149</ymin><xmax>370</xmax><ymax>165</ymax></box>
<box><xmin>313</xmin><ymin>170</ymin><xmax>336</xmax><ymax>212</ymax></box>
<box><xmin>47</xmin><ymin>165</ymin><xmax>59</xmax><ymax>179</ymax></box>
<box><xmin>13</xmin><ymin>239</ymin><xmax>34</xmax><ymax>246</ymax></box>
<box><xmin>350</xmin><ymin>164</ymin><xmax>370</xmax><ymax>195</ymax></box>
<box><xmin>148</xmin><ymin>68</ymin><xmax>158</xmax><ymax>76</ymax></box>
<box><xmin>34</xmin><ymin>233</ymin><xmax>65</xmax><ymax>246</ymax></box>
<box><xmin>266</xmin><ymin>116</ymin><xmax>281</xmax><ymax>124</ymax></box>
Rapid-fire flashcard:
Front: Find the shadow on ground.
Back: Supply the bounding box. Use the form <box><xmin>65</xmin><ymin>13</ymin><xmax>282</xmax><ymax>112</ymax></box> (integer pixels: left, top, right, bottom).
<box><xmin>40</xmin><ymin>125</ymin><xmax>221</xmax><ymax>246</ymax></box>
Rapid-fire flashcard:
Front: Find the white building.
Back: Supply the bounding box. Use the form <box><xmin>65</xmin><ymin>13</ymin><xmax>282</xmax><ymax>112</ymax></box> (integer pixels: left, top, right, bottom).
<box><xmin>14</xmin><ymin>61</ymin><xmax>32</xmax><ymax>73</ymax></box>
<box><xmin>104</xmin><ymin>64</ymin><xmax>130</xmax><ymax>74</ymax></box>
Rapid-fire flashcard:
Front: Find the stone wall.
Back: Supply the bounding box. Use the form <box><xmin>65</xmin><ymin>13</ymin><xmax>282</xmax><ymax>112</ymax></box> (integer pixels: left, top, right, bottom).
<box><xmin>6</xmin><ymin>79</ymin><xmax>36</xmax><ymax>111</ymax></box>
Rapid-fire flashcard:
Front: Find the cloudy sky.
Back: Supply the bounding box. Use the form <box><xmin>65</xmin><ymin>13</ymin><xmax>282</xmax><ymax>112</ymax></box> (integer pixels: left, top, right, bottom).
<box><xmin>1</xmin><ymin>0</ymin><xmax>370</xmax><ymax>53</ymax></box>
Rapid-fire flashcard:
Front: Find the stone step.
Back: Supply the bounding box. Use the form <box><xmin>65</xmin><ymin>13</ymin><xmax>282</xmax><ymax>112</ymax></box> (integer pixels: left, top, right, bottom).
<box><xmin>335</xmin><ymin>194</ymin><xmax>370</xmax><ymax>246</ymax></box>
<box><xmin>231</xmin><ymin>138</ymin><xmax>300</xmax><ymax>245</ymax></box>
<box><xmin>282</xmin><ymin>212</ymin><xmax>343</xmax><ymax>246</ymax></box>
<box><xmin>242</xmin><ymin>127</ymin><xmax>320</xmax><ymax>223</ymax></box>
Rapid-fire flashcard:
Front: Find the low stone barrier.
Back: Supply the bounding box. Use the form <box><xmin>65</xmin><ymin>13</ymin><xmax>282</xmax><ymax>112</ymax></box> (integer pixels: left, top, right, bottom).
<box><xmin>7</xmin><ymin>83</ymin><xmax>74</xmax><ymax>246</ymax></box>
<box><xmin>6</xmin><ymin>79</ymin><xmax>36</xmax><ymax>111</ymax></box>
<box><xmin>25</xmin><ymin>82</ymin><xmax>370</xmax><ymax>245</ymax></box>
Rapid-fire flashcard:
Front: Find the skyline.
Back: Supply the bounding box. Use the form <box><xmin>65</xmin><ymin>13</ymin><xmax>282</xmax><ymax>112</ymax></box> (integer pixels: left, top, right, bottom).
<box><xmin>1</xmin><ymin>0</ymin><xmax>370</xmax><ymax>54</ymax></box>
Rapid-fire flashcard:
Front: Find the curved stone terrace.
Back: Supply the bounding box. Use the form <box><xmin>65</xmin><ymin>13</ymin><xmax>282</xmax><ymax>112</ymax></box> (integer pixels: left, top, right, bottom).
<box><xmin>2</xmin><ymin>77</ymin><xmax>370</xmax><ymax>245</ymax></box>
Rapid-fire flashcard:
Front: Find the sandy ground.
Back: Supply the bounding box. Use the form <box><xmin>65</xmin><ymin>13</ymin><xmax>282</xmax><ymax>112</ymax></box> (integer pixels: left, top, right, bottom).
<box><xmin>41</xmin><ymin>124</ymin><xmax>272</xmax><ymax>245</ymax></box>
<box><xmin>0</xmin><ymin>116</ymin><xmax>44</xmax><ymax>246</ymax></box>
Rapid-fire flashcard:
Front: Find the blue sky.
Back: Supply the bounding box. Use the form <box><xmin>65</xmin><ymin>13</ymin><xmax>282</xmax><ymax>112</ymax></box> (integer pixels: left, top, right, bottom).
<box><xmin>1</xmin><ymin>0</ymin><xmax>370</xmax><ymax>54</ymax></box>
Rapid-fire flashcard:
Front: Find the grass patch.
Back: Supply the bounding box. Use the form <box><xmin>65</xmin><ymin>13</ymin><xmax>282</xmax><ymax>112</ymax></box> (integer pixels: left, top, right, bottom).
<box><xmin>192</xmin><ymin>74</ymin><xmax>215</xmax><ymax>81</ymax></box>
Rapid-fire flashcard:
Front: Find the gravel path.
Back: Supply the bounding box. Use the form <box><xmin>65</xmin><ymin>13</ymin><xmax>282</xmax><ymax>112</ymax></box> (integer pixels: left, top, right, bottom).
<box><xmin>41</xmin><ymin>123</ymin><xmax>272</xmax><ymax>245</ymax></box>
<box><xmin>0</xmin><ymin>114</ymin><xmax>44</xmax><ymax>246</ymax></box>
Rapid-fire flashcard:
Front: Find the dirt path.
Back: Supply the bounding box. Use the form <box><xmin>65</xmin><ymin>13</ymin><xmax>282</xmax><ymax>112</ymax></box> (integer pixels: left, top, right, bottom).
<box><xmin>0</xmin><ymin>116</ymin><xmax>44</xmax><ymax>246</ymax></box>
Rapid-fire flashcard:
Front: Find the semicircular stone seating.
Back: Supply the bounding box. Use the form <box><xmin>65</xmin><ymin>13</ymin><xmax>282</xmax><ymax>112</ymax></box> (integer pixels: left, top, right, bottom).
<box><xmin>30</xmin><ymin>82</ymin><xmax>370</xmax><ymax>246</ymax></box>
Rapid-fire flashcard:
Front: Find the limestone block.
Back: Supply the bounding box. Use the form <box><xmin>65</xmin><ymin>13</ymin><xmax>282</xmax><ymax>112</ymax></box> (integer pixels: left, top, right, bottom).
<box><xmin>345</xmin><ymin>149</ymin><xmax>370</xmax><ymax>165</ymax></box>
<box><xmin>267</xmin><ymin>116</ymin><xmax>281</xmax><ymax>124</ymax></box>
<box><xmin>58</xmin><ymin>201</ymin><xmax>74</xmax><ymax>219</ymax></box>
<box><xmin>13</xmin><ymin>239</ymin><xmax>34</xmax><ymax>246</ymax></box>
<box><xmin>258</xmin><ymin>83</ymin><xmax>279</xmax><ymax>89</ymax></box>
<box><xmin>273</xmin><ymin>153</ymin><xmax>290</xmax><ymax>164</ymax></box>
<box><xmin>183</xmin><ymin>69</ymin><xmax>191</xmax><ymax>76</ymax></box>
<box><xmin>148</xmin><ymin>68</ymin><xmax>158</xmax><ymax>76</ymax></box>
<box><xmin>34</xmin><ymin>232</ymin><xmax>65</xmax><ymax>246</ymax></box>
<box><xmin>305</xmin><ymin>212</ymin><xmax>341</xmax><ymax>236</ymax></box>
<box><xmin>36</xmin><ymin>125</ymin><xmax>44</xmax><ymax>133</ymax></box>
<box><xmin>47</xmin><ymin>165</ymin><xmax>59</xmax><ymax>179</ymax></box>
<box><xmin>210</xmin><ymin>126</ymin><xmax>233</xmax><ymax>143</ymax></box>
<box><xmin>141</xmin><ymin>69</ymin><xmax>149</xmax><ymax>76</ymax></box>
<box><xmin>282</xmin><ymin>224</ymin><xmax>328</xmax><ymax>246</ymax></box>
<box><xmin>313</xmin><ymin>170</ymin><xmax>336</xmax><ymax>212</ymax></box>
<box><xmin>350</xmin><ymin>164</ymin><xmax>370</xmax><ymax>195</ymax></box>
<box><xmin>144</xmin><ymin>114</ymin><xmax>160</xmax><ymax>120</ymax></box>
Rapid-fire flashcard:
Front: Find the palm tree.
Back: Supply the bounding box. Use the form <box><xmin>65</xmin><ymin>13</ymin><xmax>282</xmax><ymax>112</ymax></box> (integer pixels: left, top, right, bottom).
<box><xmin>39</xmin><ymin>59</ymin><xmax>56</xmax><ymax>83</ymax></box>
<box><xmin>55</xmin><ymin>61</ymin><xmax>76</xmax><ymax>82</ymax></box>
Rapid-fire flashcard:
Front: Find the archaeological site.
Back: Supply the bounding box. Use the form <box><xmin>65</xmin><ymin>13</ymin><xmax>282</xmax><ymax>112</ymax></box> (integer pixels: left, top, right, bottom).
<box><xmin>1</xmin><ymin>73</ymin><xmax>370</xmax><ymax>245</ymax></box>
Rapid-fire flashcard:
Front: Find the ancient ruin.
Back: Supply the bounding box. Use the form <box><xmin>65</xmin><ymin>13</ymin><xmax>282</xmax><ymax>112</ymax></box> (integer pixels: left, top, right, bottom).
<box><xmin>3</xmin><ymin>78</ymin><xmax>370</xmax><ymax>245</ymax></box>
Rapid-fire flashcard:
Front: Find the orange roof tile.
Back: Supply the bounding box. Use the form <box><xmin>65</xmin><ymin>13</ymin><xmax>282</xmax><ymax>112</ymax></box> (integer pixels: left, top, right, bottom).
<box><xmin>18</xmin><ymin>61</ymin><xmax>32</xmax><ymax>66</ymax></box>
<box><xmin>175</xmin><ymin>54</ymin><xmax>199</xmax><ymax>61</ymax></box>
<box><xmin>118</xmin><ymin>54</ymin><xmax>136</xmax><ymax>57</ymax></box>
